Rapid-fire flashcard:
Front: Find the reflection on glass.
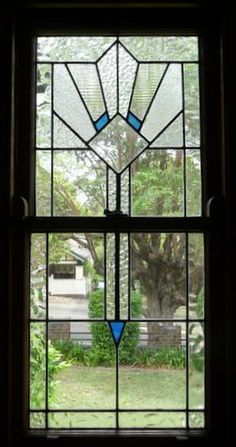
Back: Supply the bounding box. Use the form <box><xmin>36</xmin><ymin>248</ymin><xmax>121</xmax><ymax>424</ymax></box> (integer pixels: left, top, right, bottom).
<box><xmin>36</xmin><ymin>150</ymin><xmax>51</xmax><ymax>216</ymax></box>
<box><xmin>108</xmin><ymin>169</ymin><xmax>116</xmax><ymax>211</ymax></box>
<box><xmin>119</xmin><ymin>412</ymin><xmax>186</xmax><ymax>428</ymax></box>
<box><xmin>119</xmin><ymin>44</ymin><xmax>137</xmax><ymax>118</ymax></box>
<box><xmin>189</xmin><ymin>234</ymin><xmax>204</xmax><ymax>319</ymax></box>
<box><xmin>106</xmin><ymin>233</ymin><xmax>115</xmax><ymax>319</ymax></box>
<box><xmin>189</xmin><ymin>322</ymin><xmax>205</xmax><ymax>409</ymax></box>
<box><xmin>186</xmin><ymin>149</ymin><xmax>201</xmax><ymax>216</ymax></box>
<box><xmin>131</xmin><ymin>150</ymin><xmax>184</xmax><ymax>217</ymax></box>
<box><xmin>30</xmin><ymin>234</ymin><xmax>46</xmax><ymax>319</ymax></box>
<box><xmin>37</xmin><ymin>64</ymin><xmax>51</xmax><ymax>148</ymax></box>
<box><xmin>121</xmin><ymin>169</ymin><xmax>129</xmax><ymax>215</ymax></box>
<box><xmin>48</xmin><ymin>412</ymin><xmax>115</xmax><ymax>428</ymax></box>
<box><xmin>30</xmin><ymin>323</ymin><xmax>46</xmax><ymax>410</ymax></box>
<box><xmin>150</xmin><ymin>113</ymin><xmax>183</xmax><ymax>147</ymax></box>
<box><xmin>53</xmin><ymin>115</ymin><xmax>86</xmax><ymax>148</ymax></box>
<box><xmin>189</xmin><ymin>412</ymin><xmax>205</xmax><ymax>428</ymax></box>
<box><xmin>130</xmin><ymin>233</ymin><xmax>186</xmax><ymax>319</ymax></box>
<box><xmin>184</xmin><ymin>64</ymin><xmax>200</xmax><ymax>147</ymax></box>
<box><xmin>98</xmin><ymin>44</ymin><xmax>117</xmax><ymax>119</ymax></box>
<box><xmin>30</xmin><ymin>412</ymin><xmax>45</xmax><ymax>429</ymax></box>
<box><xmin>48</xmin><ymin>233</ymin><xmax>104</xmax><ymax>319</ymax></box>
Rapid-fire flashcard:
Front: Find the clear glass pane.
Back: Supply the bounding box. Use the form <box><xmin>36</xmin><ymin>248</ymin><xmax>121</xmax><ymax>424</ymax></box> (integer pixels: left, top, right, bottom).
<box><xmin>118</xmin><ymin>44</ymin><xmax>137</xmax><ymax>118</ymax></box>
<box><xmin>30</xmin><ymin>412</ymin><xmax>46</xmax><ymax>429</ymax></box>
<box><xmin>48</xmin><ymin>322</ymin><xmax>115</xmax><ymax>410</ymax></box>
<box><xmin>186</xmin><ymin>149</ymin><xmax>201</xmax><ymax>216</ymax></box>
<box><xmin>189</xmin><ymin>411</ymin><xmax>205</xmax><ymax>428</ymax></box>
<box><xmin>141</xmin><ymin>64</ymin><xmax>183</xmax><ymax>142</ymax></box>
<box><xmin>48</xmin><ymin>233</ymin><xmax>104</xmax><ymax>319</ymax></box>
<box><xmin>120</xmin><ymin>36</ymin><xmax>198</xmax><ymax>61</ymax></box>
<box><xmin>108</xmin><ymin>169</ymin><xmax>116</xmax><ymax>211</ymax></box>
<box><xmin>36</xmin><ymin>150</ymin><xmax>51</xmax><ymax>216</ymax></box>
<box><xmin>53</xmin><ymin>64</ymin><xmax>95</xmax><ymax>142</ymax></box>
<box><xmin>189</xmin><ymin>322</ymin><xmax>205</xmax><ymax>409</ymax></box>
<box><xmin>37</xmin><ymin>36</ymin><xmax>116</xmax><ymax>62</ymax></box>
<box><xmin>189</xmin><ymin>234</ymin><xmax>204</xmax><ymax>319</ymax></box>
<box><xmin>120</xmin><ymin>234</ymin><xmax>129</xmax><ymax>319</ymax></box>
<box><xmin>30</xmin><ymin>323</ymin><xmax>46</xmax><ymax>410</ymax></box>
<box><xmin>131</xmin><ymin>150</ymin><xmax>184</xmax><ymax>217</ymax></box>
<box><xmin>90</xmin><ymin>115</ymin><xmax>147</xmax><ymax>173</ymax></box>
<box><xmin>106</xmin><ymin>233</ymin><xmax>115</xmax><ymax>319</ymax></box>
<box><xmin>68</xmin><ymin>64</ymin><xmax>105</xmax><ymax>121</ymax></box>
<box><xmin>48</xmin><ymin>412</ymin><xmax>115</xmax><ymax>428</ymax></box>
<box><xmin>119</xmin><ymin>412</ymin><xmax>186</xmax><ymax>429</ymax></box>
<box><xmin>97</xmin><ymin>44</ymin><xmax>117</xmax><ymax>118</ymax></box>
<box><xmin>30</xmin><ymin>234</ymin><xmax>46</xmax><ymax>319</ymax></box>
<box><xmin>131</xmin><ymin>64</ymin><xmax>167</xmax><ymax>120</ymax></box>
<box><xmin>121</xmin><ymin>168</ymin><xmax>129</xmax><ymax>215</ymax></box>
<box><xmin>53</xmin><ymin>115</ymin><xmax>86</xmax><ymax>148</ymax></box>
<box><xmin>36</xmin><ymin>64</ymin><xmax>51</xmax><ymax>148</ymax></box>
<box><xmin>53</xmin><ymin>150</ymin><xmax>106</xmax><ymax>217</ymax></box>
<box><xmin>184</xmin><ymin>64</ymin><xmax>200</xmax><ymax>147</ymax></box>
<box><xmin>119</xmin><ymin>322</ymin><xmax>186</xmax><ymax>409</ymax></box>
<box><xmin>150</xmin><ymin>113</ymin><xmax>183</xmax><ymax>147</ymax></box>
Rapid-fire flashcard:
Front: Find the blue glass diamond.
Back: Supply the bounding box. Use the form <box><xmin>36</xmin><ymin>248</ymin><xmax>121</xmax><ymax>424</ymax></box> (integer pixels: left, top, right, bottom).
<box><xmin>95</xmin><ymin>113</ymin><xmax>109</xmax><ymax>131</ymax></box>
<box><xmin>109</xmin><ymin>321</ymin><xmax>125</xmax><ymax>345</ymax></box>
<box><xmin>128</xmin><ymin>112</ymin><xmax>141</xmax><ymax>131</ymax></box>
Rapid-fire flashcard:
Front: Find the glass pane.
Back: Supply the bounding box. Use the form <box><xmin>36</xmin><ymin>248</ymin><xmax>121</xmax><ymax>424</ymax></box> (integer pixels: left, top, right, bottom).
<box><xmin>48</xmin><ymin>412</ymin><xmax>115</xmax><ymax>428</ymax></box>
<box><xmin>106</xmin><ymin>233</ymin><xmax>115</xmax><ymax>319</ymax></box>
<box><xmin>120</xmin><ymin>36</ymin><xmax>198</xmax><ymax>61</ymax></box>
<box><xmin>120</xmin><ymin>234</ymin><xmax>129</xmax><ymax>319</ymax></box>
<box><xmin>130</xmin><ymin>233</ymin><xmax>186</xmax><ymax>319</ymax></box>
<box><xmin>118</xmin><ymin>44</ymin><xmax>137</xmax><ymax>118</ymax></box>
<box><xmin>121</xmin><ymin>168</ymin><xmax>129</xmax><ymax>215</ymax></box>
<box><xmin>119</xmin><ymin>412</ymin><xmax>186</xmax><ymax>429</ymax></box>
<box><xmin>141</xmin><ymin>64</ymin><xmax>183</xmax><ymax>142</ymax></box>
<box><xmin>48</xmin><ymin>233</ymin><xmax>104</xmax><ymax>319</ymax></box>
<box><xmin>189</xmin><ymin>322</ymin><xmax>205</xmax><ymax>409</ymax></box>
<box><xmin>68</xmin><ymin>64</ymin><xmax>105</xmax><ymax>121</ymax></box>
<box><xmin>53</xmin><ymin>64</ymin><xmax>95</xmax><ymax>142</ymax></box>
<box><xmin>53</xmin><ymin>150</ymin><xmax>106</xmax><ymax>217</ymax></box>
<box><xmin>90</xmin><ymin>115</ymin><xmax>148</xmax><ymax>173</ymax></box>
<box><xmin>30</xmin><ymin>234</ymin><xmax>46</xmax><ymax>319</ymax></box>
<box><xmin>189</xmin><ymin>412</ymin><xmax>205</xmax><ymax>428</ymax></box>
<box><xmin>186</xmin><ymin>149</ymin><xmax>201</xmax><ymax>216</ymax></box>
<box><xmin>36</xmin><ymin>64</ymin><xmax>51</xmax><ymax>148</ymax></box>
<box><xmin>30</xmin><ymin>323</ymin><xmax>46</xmax><ymax>410</ymax></box>
<box><xmin>37</xmin><ymin>36</ymin><xmax>116</xmax><ymax>62</ymax></box>
<box><xmin>53</xmin><ymin>115</ymin><xmax>86</xmax><ymax>148</ymax></box>
<box><xmin>108</xmin><ymin>168</ymin><xmax>116</xmax><ymax>211</ymax></box>
<box><xmin>131</xmin><ymin>63</ymin><xmax>167</xmax><ymax>120</ymax></box>
<box><xmin>30</xmin><ymin>412</ymin><xmax>46</xmax><ymax>429</ymax></box>
<box><xmin>119</xmin><ymin>323</ymin><xmax>186</xmax><ymax>409</ymax></box>
<box><xmin>184</xmin><ymin>64</ymin><xmax>200</xmax><ymax>147</ymax></box>
<box><xmin>189</xmin><ymin>234</ymin><xmax>204</xmax><ymax>319</ymax></box>
<box><xmin>131</xmin><ymin>150</ymin><xmax>184</xmax><ymax>217</ymax></box>
<box><xmin>36</xmin><ymin>150</ymin><xmax>51</xmax><ymax>216</ymax></box>
<box><xmin>150</xmin><ymin>113</ymin><xmax>183</xmax><ymax>147</ymax></box>
<box><xmin>97</xmin><ymin>44</ymin><xmax>117</xmax><ymax>119</ymax></box>
<box><xmin>48</xmin><ymin>322</ymin><xmax>115</xmax><ymax>410</ymax></box>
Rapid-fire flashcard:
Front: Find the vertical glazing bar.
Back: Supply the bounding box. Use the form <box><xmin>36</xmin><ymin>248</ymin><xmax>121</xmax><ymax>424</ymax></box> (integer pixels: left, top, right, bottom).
<box><xmin>104</xmin><ymin>233</ymin><xmax>107</xmax><ymax>320</ymax></box>
<box><xmin>128</xmin><ymin>232</ymin><xmax>131</xmax><ymax>320</ymax></box>
<box><xmin>186</xmin><ymin>232</ymin><xmax>189</xmax><ymax>429</ymax></box>
<box><xmin>117</xmin><ymin>41</ymin><xmax>119</xmax><ymax>114</ymax></box>
<box><xmin>45</xmin><ymin>233</ymin><xmax>49</xmax><ymax>429</ymax></box>
<box><xmin>115</xmin><ymin>233</ymin><xmax>120</xmax><ymax>320</ymax></box>
<box><xmin>181</xmin><ymin>63</ymin><xmax>187</xmax><ymax>217</ymax></box>
<box><xmin>51</xmin><ymin>65</ymin><xmax>54</xmax><ymax>217</ymax></box>
<box><xmin>115</xmin><ymin>346</ymin><xmax>119</xmax><ymax>429</ymax></box>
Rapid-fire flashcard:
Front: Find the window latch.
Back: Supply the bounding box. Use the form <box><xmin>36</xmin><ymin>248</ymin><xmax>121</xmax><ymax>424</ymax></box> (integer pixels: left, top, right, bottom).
<box><xmin>104</xmin><ymin>208</ymin><xmax>128</xmax><ymax>217</ymax></box>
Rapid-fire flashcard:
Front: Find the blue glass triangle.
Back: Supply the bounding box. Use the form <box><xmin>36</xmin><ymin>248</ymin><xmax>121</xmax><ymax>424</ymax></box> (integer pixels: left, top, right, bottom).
<box><xmin>109</xmin><ymin>321</ymin><xmax>125</xmax><ymax>345</ymax></box>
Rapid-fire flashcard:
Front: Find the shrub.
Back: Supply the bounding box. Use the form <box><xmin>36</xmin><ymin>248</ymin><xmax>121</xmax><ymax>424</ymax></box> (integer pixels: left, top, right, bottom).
<box><xmin>134</xmin><ymin>346</ymin><xmax>186</xmax><ymax>369</ymax></box>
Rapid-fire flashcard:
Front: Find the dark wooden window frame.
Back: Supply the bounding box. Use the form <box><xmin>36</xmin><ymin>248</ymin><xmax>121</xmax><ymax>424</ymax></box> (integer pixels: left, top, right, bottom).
<box><xmin>0</xmin><ymin>2</ymin><xmax>233</xmax><ymax>446</ymax></box>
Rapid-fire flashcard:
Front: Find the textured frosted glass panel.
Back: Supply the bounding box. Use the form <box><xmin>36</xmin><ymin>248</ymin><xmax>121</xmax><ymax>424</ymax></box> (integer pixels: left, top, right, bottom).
<box><xmin>53</xmin><ymin>115</ymin><xmax>86</xmax><ymax>148</ymax></box>
<box><xmin>121</xmin><ymin>168</ymin><xmax>129</xmax><ymax>214</ymax></box>
<box><xmin>48</xmin><ymin>233</ymin><xmax>104</xmax><ymax>319</ymax></box>
<box><xmin>130</xmin><ymin>233</ymin><xmax>186</xmax><ymax>319</ymax></box>
<box><xmin>53</xmin><ymin>151</ymin><xmax>106</xmax><ymax>216</ymax></box>
<box><xmin>186</xmin><ymin>149</ymin><xmax>201</xmax><ymax>216</ymax></box>
<box><xmin>150</xmin><ymin>113</ymin><xmax>183</xmax><ymax>147</ymax></box>
<box><xmin>189</xmin><ymin>412</ymin><xmax>205</xmax><ymax>428</ymax></box>
<box><xmin>131</xmin><ymin>150</ymin><xmax>184</xmax><ymax>217</ymax></box>
<box><xmin>119</xmin><ymin>412</ymin><xmax>186</xmax><ymax>429</ymax></box>
<box><xmin>37</xmin><ymin>64</ymin><xmax>51</xmax><ymax>147</ymax></box>
<box><xmin>189</xmin><ymin>322</ymin><xmax>205</xmax><ymax>409</ymax></box>
<box><xmin>141</xmin><ymin>64</ymin><xmax>182</xmax><ymax>142</ymax></box>
<box><xmin>30</xmin><ymin>323</ymin><xmax>46</xmax><ymax>410</ymax></box>
<box><xmin>119</xmin><ymin>322</ymin><xmax>186</xmax><ymax>409</ymax></box>
<box><xmin>30</xmin><ymin>413</ymin><xmax>46</xmax><ymax>429</ymax></box>
<box><xmin>54</xmin><ymin>64</ymin><xmax>95</xmax><ymax>142</ymax></box>
<box><xmin>184</xmin><ymin>64</ymin><xmax>200</xmax><ymax>146</ymax></box>
<box><xmin>97</xmin><ymin>44</ymin><xmax>117</xmax><ymax>118</ymax></box>
<box><xmin>69</xmin><ymin>64</ymin><xmax>105</xmax><ymax>121</ymax></box>
<box><xmin>31</xmin><ymin>234</ymin><xmax>46</xmax><ymax>319</ymax></box>
<box><xmin>48</xmin><ymin>412</ymin><xmax>115</xmax><ymax>428</ymax></box>
<box><xmin>108</xmin><ymin>169</ymin><xmax>117</xmax><ymax>210</ymax></box>
<box><xmin>120</xmin><ymin>36</ymin><xmax>198</xmax><ymax>61</ymax></box>
<box><xmin>131</xmin><ymin>64</ymin><xmax>167</xmax><ymax>120</ymax></box>
<box><xmin>36</xmin><ymin>150</ymin><xmax>51</xmax><ymax>216</ymax></box>
<box><xmin>90</xmin><ymin>115</ymin><xmax>148</xmax><ymax>173</ymax></box>
<box><xmin>118</xmin><ymin>44</ymin><xmax>137</xmax><ymax>117</ymax></box>
<box><xmin>189</xmin><ymin>234</ymin><xmax>204</xmax><ymax>319</ymax></box>
<box><xmin>37</xmin><ymin>36</ymin><xmax>116</xmax><ymax>62</ymax></box>
<box><xmin>106</xmin><ymin>233</ymin><xmax>115</xmax><ymax>319</ymax></box>
<box><xmin>120</xmin><ymin>234</ymin><xmax>129</xmax><ymax>319</ymax></box>
<box><xmin>48</xmin><ymin>323</ymin><xmax>115</xmax><ymax>409</ymax></box>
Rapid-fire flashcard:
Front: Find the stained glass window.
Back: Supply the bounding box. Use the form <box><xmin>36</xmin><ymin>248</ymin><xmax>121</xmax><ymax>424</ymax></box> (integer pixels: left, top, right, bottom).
<box><xmin>31</xmin><ymin>36</ymin><xmax>205</xmax><ymax>431</ymax></box>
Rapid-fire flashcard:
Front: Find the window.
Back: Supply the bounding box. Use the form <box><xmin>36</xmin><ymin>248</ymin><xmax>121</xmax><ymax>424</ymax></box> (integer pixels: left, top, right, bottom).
<box><xmin>5</xmin><ymin>3</ymin><xmax>232</xmax><ymax>445</ymax></box>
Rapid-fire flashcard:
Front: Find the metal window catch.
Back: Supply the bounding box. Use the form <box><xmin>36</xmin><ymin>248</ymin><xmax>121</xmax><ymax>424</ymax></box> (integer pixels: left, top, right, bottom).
<box><xmin>104</xmin><ymin>208</ymin><xmax>128</xmax><ymax>217</ymax></box>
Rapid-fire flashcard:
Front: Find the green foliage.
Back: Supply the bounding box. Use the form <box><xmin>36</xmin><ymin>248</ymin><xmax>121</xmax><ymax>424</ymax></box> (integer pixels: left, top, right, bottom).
<box><xmin>196</xmin><ymin>287</ymin><xmax>204</xmax><ymax>319</ymax></box>
<box><xmin>189</xmin><ymin>323</ymin><xmax>204</xmax><ymax>373</ymax></box>
<box><xmin>134</xmin><ymin>346</ymin><xmax>185</xmax><ymax>369</ymax></box>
